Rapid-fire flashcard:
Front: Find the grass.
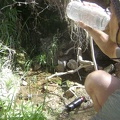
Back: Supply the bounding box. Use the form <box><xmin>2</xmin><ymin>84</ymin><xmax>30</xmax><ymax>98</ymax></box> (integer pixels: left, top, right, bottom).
<box><xmin>0</xmin><ymin>65</ymin><xmax>48</xmax><ymax>120</ymax></box>
<box><xmin>0</xmin><ymin>43</ymin><xmax>48</xmax><ymax>120</ymax></box>
<box><xmin>0</xmin><ymin>1</ymin><xmax>64</xmax><ymax>120</ymax></box>
<box><xmin>0</xmin><ymin>100</ymin><xmax>47</xmax><ymax>120</ymax></box>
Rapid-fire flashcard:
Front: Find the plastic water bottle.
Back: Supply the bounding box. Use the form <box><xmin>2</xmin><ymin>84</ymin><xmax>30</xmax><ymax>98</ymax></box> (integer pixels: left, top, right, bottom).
<box><xmin>66</xmin><ymin>1</ymin><xmax>110</xmax><ymax>30</ymax></box>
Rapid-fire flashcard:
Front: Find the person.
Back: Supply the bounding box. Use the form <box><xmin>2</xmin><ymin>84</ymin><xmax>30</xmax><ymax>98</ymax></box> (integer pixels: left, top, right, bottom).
<box><xmin>79</xmin><ymin>0</ymin><xmax>120</xmax><ymax>119</ymax></box>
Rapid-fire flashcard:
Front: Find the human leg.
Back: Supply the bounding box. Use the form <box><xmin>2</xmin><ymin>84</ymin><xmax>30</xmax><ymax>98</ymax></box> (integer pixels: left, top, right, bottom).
<box><xmin>84</xmin><ymin>70</ymin><xmax>120</xmax><ymax>112</ymax></box>
<box><xmin>91</xmin><ymin>89</ymin><xmax>120</xmax><ymax>120</ymax></box>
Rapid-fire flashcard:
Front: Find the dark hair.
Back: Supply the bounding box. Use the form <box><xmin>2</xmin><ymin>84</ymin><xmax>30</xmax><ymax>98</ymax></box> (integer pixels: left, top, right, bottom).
<box><xmin>111</xmin><ymin>0</ymin><xmax>120</xmax><ymax>23</ymax></box>
<box><xmin>116</xmin><ymin>22</ymin><xmax>120</xmax><ymax>47</ymax></box>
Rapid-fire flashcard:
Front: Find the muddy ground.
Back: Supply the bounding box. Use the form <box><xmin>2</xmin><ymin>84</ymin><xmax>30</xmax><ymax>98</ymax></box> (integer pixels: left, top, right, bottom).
<box><xmin>17</xmin><ymin>61</ymin><xmax>120</xmax><ymax>120</ymax></box>
<box><xmin>17</xmin><ymin>69</ymin><xmax>97</xmax><ymax>120</ymax></box>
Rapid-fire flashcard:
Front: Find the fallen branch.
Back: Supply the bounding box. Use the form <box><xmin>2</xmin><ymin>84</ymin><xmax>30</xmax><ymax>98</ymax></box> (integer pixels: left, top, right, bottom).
<box><xmin>46</xmin><ymin>63</ymin><xmax>93</xmax><ymax>80</ymax></box>
<box><xmin>46</xmin><ymin>46</ymin><xmax>93</xmax><ymax>80</ymax></box>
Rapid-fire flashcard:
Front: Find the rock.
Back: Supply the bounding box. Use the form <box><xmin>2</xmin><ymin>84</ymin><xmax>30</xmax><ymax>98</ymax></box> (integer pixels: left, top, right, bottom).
<box><xmin>44</xmin><ymin>84</ymin><xmax>58</xmax><ymax>92</ymax></box>
<box><xmin>63</xmin><ymin>89</ymin><xmax>74</xmax><ymax>98</ymax></box>
<box><xmin>56</xmin><ymin>60</ymin><xmax>67</xmax><ymax>72</ymax></box>
<box><xmin>21</xmin><ymin>80</ymin><xmax>28</xmax><ymax>86</ymax></box>
<box><xmin>32</xmin><ymin>62</ymin><xmax>41</xmax><ymax>71</ymax></box>
<box><xmin>104</xmin><ymin>64</ymin><xmax>115</xmax><ymax>73</ymax></box>
<box><xmin>67</xmin><ymin>59</ymin><xmax>78</xmax><ymax>70</ymax></box>
<box><xmin>115</xmin><ymin>63</ymin><xmax>120</xmax><ymax>78</ymax></box>
<box><xmin>85</xmin><ymin>65</ymin><xmax>94</xmax><ymax>72</ymax></box>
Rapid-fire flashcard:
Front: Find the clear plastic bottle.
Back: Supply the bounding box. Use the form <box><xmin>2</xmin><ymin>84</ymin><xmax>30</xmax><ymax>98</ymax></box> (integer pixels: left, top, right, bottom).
<box><xmin>66</xmin><ymin>1</ymin><xmax>110</xmax><ymax>30</ymax></box>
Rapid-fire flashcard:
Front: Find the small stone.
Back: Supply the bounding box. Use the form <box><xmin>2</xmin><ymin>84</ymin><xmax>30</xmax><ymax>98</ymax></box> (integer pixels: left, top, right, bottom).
<box><xmin>63</xmin><ymin>89</ymin><xmax>74</xmax><ymax>98</ymax></box>
<box><xmin>21</xmin><ymin>80</ymin><xmax>28</xmax><ymax>86</ymax></box>
<box><xmin>44</xmin><ymin>84</ymin><xmax>58</xmax><ymax>92</ymax></box>
<box><xmin>56</xmin><ymin>60</ymin><xmax>67</xmax><ymax>72</ymax></box>
<box><xmin>67</xmin><ymin>59</ymin><xmax>78</xmax><ymax>70</ymax></box>
<box><xmin>104</xmin><ymin>64</ymin><xmax>115</xmax><ymax>73</ymax></box>
<box><xmin>28</xmin><ymin>94</ymin><xmax>32</xmax><ymax>99</ymax></box>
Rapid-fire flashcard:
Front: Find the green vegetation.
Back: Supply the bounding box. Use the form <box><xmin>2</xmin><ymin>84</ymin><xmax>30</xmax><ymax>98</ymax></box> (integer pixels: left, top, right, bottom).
<box><xmin>0</xmin><ymin>0</ymin><xmax>68</xmax><ymax>120</ymax></box>
<box><xmin>0</xmin><ymin>100</ymin><xmax>47</xmax><ymax>120</ymax></box>
<box><xmin>0</xmin><ymin>0</ymin><xmax>67</xmax><ymax>71</ymax></box>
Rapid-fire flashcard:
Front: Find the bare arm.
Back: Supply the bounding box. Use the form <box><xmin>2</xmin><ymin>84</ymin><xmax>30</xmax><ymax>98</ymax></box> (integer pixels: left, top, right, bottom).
<box><xmin>79</xmin><ymin>22</ymin><xmax>117</xmax><ymax>58</ymax></box>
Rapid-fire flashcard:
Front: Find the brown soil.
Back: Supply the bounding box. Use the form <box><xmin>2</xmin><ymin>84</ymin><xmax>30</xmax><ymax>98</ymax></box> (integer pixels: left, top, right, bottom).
<box><xmin>17</xmin><ymin>70</ymin><xmax>96</xmax><ymax>120</ymax></box>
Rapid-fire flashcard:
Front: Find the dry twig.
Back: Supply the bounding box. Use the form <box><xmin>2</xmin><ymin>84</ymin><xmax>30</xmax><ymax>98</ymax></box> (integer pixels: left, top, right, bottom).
<box><xmin>46</xmin><ymin>62</ymin><xmax>93</xmax><ymax>80</ymax></box>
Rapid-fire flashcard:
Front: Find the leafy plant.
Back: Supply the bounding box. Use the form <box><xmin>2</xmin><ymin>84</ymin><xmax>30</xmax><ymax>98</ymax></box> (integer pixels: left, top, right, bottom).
<box><xmin>46</xmin><ymin>35</ymin><xmax>59</xmax><ymax>71</ymax></box>
<box><xmin>0</xmin><ymin>101</ymin><xmax>47</xmax><ymax>120</ymax></box>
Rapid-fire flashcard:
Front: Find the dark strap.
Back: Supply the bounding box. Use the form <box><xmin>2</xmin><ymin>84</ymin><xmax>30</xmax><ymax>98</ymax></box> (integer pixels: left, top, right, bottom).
<box><xmin>112</xmin><ymin>58</ymin><xmax>120</xmax><ymax>62</ymax></box>
<box><xmin>112</xmin><ymin>58</ymin><xmax>120</xmax><ymax>59</ymax></box>
<box><xmin>116</xmin><ymin>22</ymin><xmax>120</xmax><ymax>47</ymax></box>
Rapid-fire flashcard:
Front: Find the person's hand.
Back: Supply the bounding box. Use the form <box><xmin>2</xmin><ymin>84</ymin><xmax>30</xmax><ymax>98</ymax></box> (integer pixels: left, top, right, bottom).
<box><xmin>79</xmin><ymin>21</ymin><xmax>87</xmax><ymax>29</ymax></box>
<box><xmin>78</xmin><ymin>21</ymin><xmax>92</xmax><ymax>31</ymax></box>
